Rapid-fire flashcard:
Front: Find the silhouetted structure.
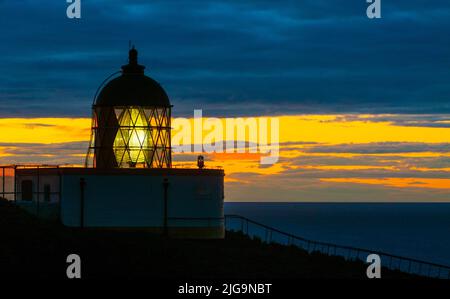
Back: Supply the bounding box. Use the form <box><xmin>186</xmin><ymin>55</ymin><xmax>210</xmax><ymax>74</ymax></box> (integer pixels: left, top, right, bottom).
<box><xmin>86</xmin><ymin>47</ymin><xmax>172</xmax><ymax>168</ymax></box>
<box><xmin>0</xmin><ymin>48</ymin><xmax>225</xmax><ymax>239</ymax></box>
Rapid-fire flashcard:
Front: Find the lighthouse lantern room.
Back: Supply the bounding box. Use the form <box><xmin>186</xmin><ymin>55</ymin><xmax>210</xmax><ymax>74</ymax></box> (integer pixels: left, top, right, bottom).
<box><xmin>86</xmin><ymin>47</ymin><xmax>172</xmax><ymax>169</ymax></box>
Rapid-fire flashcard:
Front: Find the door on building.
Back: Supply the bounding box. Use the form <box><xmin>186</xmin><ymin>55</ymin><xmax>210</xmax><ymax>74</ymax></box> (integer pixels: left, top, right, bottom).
<box><xmin>22</xmin><ymin>180</ymin><xmax>33</xmax><ymax>201</ymax></box>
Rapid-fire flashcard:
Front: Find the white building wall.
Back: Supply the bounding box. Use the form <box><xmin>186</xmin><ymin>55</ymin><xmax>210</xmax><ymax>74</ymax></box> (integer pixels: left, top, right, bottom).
<box><xmin>60</xmin><ymin>173</ymin><xmax>224</xmax><ymax>228</ymax></box>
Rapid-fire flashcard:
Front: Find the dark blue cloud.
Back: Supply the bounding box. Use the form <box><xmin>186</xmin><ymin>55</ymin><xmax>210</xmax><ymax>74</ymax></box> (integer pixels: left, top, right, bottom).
<box><xmin>0</xmin><ymin>0</ymin><xmax>450</xmax><ymax>117</ymax></box>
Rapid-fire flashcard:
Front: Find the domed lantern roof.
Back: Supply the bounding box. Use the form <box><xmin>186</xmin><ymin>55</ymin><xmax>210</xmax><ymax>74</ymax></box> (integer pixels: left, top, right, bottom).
<box><xmin>95</xmin><ymin>47</ymin><xmax>171</xmax><ymax>107</ymax></box>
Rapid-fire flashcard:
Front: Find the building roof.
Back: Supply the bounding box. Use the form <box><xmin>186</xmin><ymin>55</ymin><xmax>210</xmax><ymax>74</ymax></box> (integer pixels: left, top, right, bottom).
<box><xmin>95</xmin><ymin>47</ymin><xmax>171</xmax><ymax>107</ymax></box>
<box><xmin>15</xmin><ymin>167</ymin><xmax>224</xmax><ymax>177</ymax></box>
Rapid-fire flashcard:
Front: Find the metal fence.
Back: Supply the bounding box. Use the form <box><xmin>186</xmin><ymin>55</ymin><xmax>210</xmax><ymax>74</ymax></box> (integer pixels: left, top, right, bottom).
<box><xmin>0</xmin><ymin>165</ymin><xmax>16</xmax><ymax>201</ymax></box>
<box><xmin>2</xmin><ymin>165</ymin><xmax>449</xmax><ymax>279</ymax></box>
<box><xmin>0</xmin><ymin>165</ymin><xmax>61</xmax><ymax>219</ymax></box>
<box><xmin>225</xmin><ymin>214</ymin><xmax>450</xmax><ymax>279</ymax></box>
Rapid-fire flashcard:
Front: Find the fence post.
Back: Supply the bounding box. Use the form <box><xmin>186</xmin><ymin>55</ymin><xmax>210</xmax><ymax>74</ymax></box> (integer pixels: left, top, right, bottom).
<box><xmin>246</xmin><ymin>219</ymin><xmax>249</xmax><ymax>235</ymax></box>
<box><xmin>163</xmin><ymin>178</ymin><xmax>169</xmax><ymax>237</ymax></box>
<box><xmin>79</xmin><ymin>178</ymin><xmax>85</xmax><ymax>228</ymax></box>
<box><xmin>2</xmin><ymin>167</ymin><xmax>5</xmax><ymax>200</ymax></box>
<box><xmin>36</xmin><ymin>167</ymin><xmax>40</xmax><ymax>217</ymax></box>
<box><xmin>14</xmin><ymin>166</ymin><xmax>17</xmax><ymax>203</ymax></box>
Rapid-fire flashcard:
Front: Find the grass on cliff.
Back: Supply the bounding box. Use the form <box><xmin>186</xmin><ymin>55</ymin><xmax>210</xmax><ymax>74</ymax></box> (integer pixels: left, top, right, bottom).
<box><xmin>0</xmin><ymin>199</ymin><xmax>416</xmax><ymax>279</ymax></box>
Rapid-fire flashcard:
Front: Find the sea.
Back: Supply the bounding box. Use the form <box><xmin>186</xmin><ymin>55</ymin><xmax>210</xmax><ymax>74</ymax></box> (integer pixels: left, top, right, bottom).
<box><xmin>224</xmin><ymin>203</ymin><xmax>450</xmax><ymax>266</ymax></box>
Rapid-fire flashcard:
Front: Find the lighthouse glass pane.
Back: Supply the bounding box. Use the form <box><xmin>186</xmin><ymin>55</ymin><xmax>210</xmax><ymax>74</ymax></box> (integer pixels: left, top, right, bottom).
<box><xmin>113</xmin><ymin>107</ymin><xmax>152</xmax><ymax>167</ymax></box>
<box><xmin>103</xmin><ymin>106</ymin><xmax>171</xmax><ymax>168</ymax></box>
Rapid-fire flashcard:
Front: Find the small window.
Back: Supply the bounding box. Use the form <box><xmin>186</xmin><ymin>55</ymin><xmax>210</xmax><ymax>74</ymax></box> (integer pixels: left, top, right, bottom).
<box><xmin>22</xmin><ymin>180</ymin><xmax>33</xmax><ymax>201</ymax></box>
<box><xmin>44</xmin><ymin>184</ymin><xmax>51</xmax><ymax>202</ymax></box>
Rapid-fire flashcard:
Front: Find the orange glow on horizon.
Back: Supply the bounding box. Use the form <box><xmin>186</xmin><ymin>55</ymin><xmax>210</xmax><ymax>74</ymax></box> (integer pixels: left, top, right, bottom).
<box><xmin>1</xmin><ymin>114</ymin><xmax>449</xmax><ymax>145</ymax></box>
<box><xmin>321</xmin><ymin>178</ymin><xmax>450</xmax><ymax>190</ymax></box>
<box><xmin>0</xmin><ymin>114</ymin><xmax>449</xmax><ymax>200</ymax></box>
<box><xmin>212</xmin><ymin>152</ymin><xmax>262</xmax><ymax>161</ymax></box>
<box><xmin>0</xmin><ymin>118</ymin><xmax>90</xmax><ymax>144</ymax></box>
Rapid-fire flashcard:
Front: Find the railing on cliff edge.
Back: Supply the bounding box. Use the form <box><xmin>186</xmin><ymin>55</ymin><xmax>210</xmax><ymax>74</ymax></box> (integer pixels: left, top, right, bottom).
<box><xmin>3</xmin><ymin>162</ymin><xmax>449</xmax><ymax>280</ymax></box>
<box><xmin>224</xmin><ymin>214</ymin><xmax>450</xmax><ymax>279</ymax></box>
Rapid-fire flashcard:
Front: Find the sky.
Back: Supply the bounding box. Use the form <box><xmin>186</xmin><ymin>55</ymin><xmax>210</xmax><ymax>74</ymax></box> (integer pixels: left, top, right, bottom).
<box><xmin>0</xmin><ymin>0</ymin><xmax>449</xmax><ymax>201</ymax></box>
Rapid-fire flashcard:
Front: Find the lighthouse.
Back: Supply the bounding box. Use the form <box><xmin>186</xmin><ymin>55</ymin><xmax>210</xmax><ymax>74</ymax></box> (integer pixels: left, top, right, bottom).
<box><xmin>5</xmin><ymin>48</ymin><xmax>225</xmax><ymax>238</ymax></box>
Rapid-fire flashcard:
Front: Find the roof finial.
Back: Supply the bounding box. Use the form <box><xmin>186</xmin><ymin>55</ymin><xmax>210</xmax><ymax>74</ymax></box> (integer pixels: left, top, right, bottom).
<box><xmin>129</xmin><ymin>45</ymin><xmax>138</xmax><ymax>65</ymax></box>
<box><xmin>122</xmin><ymin>45</ymin><xmax>145</xmax><ymax>74</ymax></box>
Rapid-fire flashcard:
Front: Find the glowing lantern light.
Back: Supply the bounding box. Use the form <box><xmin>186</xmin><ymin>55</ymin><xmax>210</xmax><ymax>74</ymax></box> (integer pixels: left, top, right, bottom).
<box><xmin>86</xmin><ymin>47</ymin><xmax>172</xmax><ymax>168</ymax></box>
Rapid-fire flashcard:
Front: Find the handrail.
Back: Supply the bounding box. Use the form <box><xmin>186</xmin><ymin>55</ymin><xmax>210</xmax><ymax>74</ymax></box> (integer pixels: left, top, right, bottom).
<box><xmin>225</xmin><ymin>214</ymin><xmax>450</xmax><ymax>279</ymax></box>
<box><xmin>91</xmin><ymin>71</ymin><xmax>121</xmax><ymax>106</ymax></box>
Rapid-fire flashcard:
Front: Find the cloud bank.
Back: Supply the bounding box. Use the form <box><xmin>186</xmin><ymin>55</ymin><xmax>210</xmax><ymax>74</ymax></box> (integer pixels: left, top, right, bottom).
<box><xmin>0</xmin><ymin>1</ymin><xmax>450</xmax><ymax>117</ymax></box>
